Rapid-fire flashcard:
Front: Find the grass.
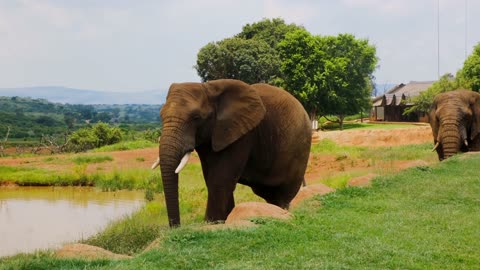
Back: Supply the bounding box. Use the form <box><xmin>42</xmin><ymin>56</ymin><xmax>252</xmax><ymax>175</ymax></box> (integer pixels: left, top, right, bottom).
<box><xmin>71</xmin><ymin>154</ymin><xmax>113</xmax><ymax>164</ymax></box>
<box><xmin>92</xmin><ymin>140</ymin><xmax>156</xmax><ymax>152</ymax></box>
<box><xmin>2</xmin><ymin>154</ymin><xmax>479</xmax><ymax>269</ymax></box>
<box><xmin>311</xmin><ymin>139</ymin><xmax>435</xmax><ymax>162</ymax></box>
<box><xmin>0</xmin><ymin>165</ymin><xmax>158</xmax><ymax>190</ymax></box>
<box><xmin>321</xmin><ymin>122</ymin><xmax>420</xmax><ymax>131</ymax></box>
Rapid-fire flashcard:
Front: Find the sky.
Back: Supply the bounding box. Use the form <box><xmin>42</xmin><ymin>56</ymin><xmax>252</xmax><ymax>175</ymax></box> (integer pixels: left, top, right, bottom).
<box><xmin>1</xmin><ymin>0</ymin><xmax>479</xmax><ymax>93</ymax></box>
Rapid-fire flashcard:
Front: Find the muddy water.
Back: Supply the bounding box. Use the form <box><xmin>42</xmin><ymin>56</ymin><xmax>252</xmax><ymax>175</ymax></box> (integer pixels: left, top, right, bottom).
<box><xmin>0</xmin><ymin>187</ymin><xmax>144</xmax><ymax>257</ymax></box>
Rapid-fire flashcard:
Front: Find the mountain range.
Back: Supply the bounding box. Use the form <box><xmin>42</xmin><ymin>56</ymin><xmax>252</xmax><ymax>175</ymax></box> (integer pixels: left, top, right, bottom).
<box><xmin>0</xmin><ymin>83</ymin><xmax>398</xmax><ymax>105</ymax></box>
<box><xmin>0</xmin><ymin>86</ymin><xmax>167</xmax><ymax>105</ymax></box>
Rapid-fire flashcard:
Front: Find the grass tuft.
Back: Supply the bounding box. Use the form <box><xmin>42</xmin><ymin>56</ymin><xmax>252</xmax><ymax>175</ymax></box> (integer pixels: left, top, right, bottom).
<box><xmin>71</xmin><ymin>155</ymin><xmax>113</xmax><ymax>165</ymax></box>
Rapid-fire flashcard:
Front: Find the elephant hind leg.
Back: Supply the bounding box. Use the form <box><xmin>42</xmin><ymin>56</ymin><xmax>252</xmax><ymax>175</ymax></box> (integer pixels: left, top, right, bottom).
<box><xmin>250</xmin><ymin>181</ymin><xmax>302</xmax><ymax>209</ymax></box>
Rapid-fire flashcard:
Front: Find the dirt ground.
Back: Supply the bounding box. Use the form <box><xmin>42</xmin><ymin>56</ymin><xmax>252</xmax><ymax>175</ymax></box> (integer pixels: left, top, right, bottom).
<box><xmin>0</xmin><ymin>125</ymin><xmax>434</xmax><ymax>185</ymax></box>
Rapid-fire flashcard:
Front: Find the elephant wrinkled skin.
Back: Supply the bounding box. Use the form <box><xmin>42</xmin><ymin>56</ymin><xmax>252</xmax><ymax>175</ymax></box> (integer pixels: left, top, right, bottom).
<box><xmin>429</xmin><ymin>89</ymin><xmax>480</xmax><ymax>160</ymax></box>
<box><xmin>156</xmin><ymin>79</ymin><xmax>311</xmax><ymax>227</ymax></box>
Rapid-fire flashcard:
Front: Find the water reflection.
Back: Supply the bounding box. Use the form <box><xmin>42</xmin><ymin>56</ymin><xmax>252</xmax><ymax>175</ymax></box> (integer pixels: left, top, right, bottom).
<box><xmin>0</xmin><ymin>186</ymin><xmax>144</xmax><ymax>257</ymax></box>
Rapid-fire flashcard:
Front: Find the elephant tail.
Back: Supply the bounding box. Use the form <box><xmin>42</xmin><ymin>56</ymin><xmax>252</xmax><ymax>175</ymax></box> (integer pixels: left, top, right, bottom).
<box><xmin>302</xmin><ymin>178</ymin><xmax>307</xmax><ymax>187</ymax></box>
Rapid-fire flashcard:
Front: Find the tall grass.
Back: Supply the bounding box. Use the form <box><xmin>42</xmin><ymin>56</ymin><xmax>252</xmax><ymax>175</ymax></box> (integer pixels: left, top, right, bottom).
<box><xmin>0</xmin><ymin>165</ymin><xmax>160</xmax><ymax>191</ymax></box>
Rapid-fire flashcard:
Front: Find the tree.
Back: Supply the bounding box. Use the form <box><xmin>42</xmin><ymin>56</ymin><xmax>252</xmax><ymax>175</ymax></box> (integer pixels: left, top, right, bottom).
<box><xmin>276</xmin><ymin>29</ymin><xmax>325</xmax><ymax>119</ymax></box>
<box><xmin>195</xmin><ymin>38</ymin><xmax>280</xmax><ymax>84</ymax></box>
<box><xmin>236</xmin><ymin>18</ymin><xmax>304</xmax><ymax>49</ymax></box>
<box><xmin>457</xmin><ymin>42</ymin><xmax>480</xmax><ymax>91</ymax></box>
<box><xmin>320</xmin><ymin>34</ymin><xmax>377</xmax><ymax>129</ymax></box>
<box><xmin>277</xmin><ymin>31</ymin><xmax>377</xmax><ymax>129</ymax></box>
<box><xmin>195</xmin><ymin>18</ymin><xmax>303</xmax><ymax>84</ymax></box>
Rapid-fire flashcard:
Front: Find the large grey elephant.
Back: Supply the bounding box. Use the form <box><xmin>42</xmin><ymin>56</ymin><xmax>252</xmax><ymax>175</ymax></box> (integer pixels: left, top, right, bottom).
<box><xmin>429</xmin><ymin>89</ymin><xmax>480</xmax><ymax>160</ymax></box>
<box><xmin>153</xmin><ymin>79</ymin><xmax>311</xmax><ymax>227</ymax></box>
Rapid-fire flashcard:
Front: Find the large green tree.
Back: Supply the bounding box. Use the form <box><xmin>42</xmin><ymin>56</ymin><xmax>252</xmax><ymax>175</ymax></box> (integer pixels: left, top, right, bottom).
<box><xmin>277</xmin><ymin>30</ymin><xmax>377</xmax><ymax>129</ymax></box>
<box><xmin>195</xmin><ymin>18</ymin><xmax>302</xmax><ymax>84</ymax></box>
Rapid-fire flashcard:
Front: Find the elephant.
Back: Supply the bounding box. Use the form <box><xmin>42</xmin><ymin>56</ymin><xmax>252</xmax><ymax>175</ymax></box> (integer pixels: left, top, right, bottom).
<box><xmin>429</xmin><ymin>89</ymin><xmax>480</xmax><ymax>160</ymax></box>
<box><xmin>153</xmin><ymin>79</ymin><xmax>311</xmax><ymax>227</ymax></box>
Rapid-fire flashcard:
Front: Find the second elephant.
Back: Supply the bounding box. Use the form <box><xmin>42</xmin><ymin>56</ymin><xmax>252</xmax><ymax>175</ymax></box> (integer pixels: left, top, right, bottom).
<box><xmin>429</xmin><ymin>89</ymin><xmax>480</xmax><ymax>160</ymax></box>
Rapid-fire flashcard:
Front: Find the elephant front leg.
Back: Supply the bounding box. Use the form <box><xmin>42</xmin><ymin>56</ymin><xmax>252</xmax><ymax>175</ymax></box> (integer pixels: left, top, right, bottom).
<box><xmin>205</xmin><ymin>184</ymin><xmax>235</xmax><ymax>222</ymax></box>
<box><xmin>197</xmin><ymin>135</ymin><xmax>253</xmax><ymax>223</ymax></box>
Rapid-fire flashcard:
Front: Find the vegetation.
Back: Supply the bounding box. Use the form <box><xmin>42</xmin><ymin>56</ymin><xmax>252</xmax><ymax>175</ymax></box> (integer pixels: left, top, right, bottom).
<box><xmin>195</xmin><ymin>18</ymin><xmax>302</xmax><ymax>84</ymax></box>
<box><xmin>457</xmin><ymin>42</ymin><xmax>480</xmax><ymax>91</ymax></box>
<box><xmin>71</xmin><ymin>155</ymin><xmax>113</xmax><ymax>165</ymax></box>
<box><xmin>0</xmin><ymin>96</ymin><xmax>162</xmax><ymax>140</ymax></box>
<box><xmin>277</xmin><ymin>30</ymin><xmax>377</xmax><ymax>129</ymax></box>
<box><xmin>92</xmin><ymin>140</ymin><xmax>157</xmax><ymax>152</ymax></box>
<box><xmin>2</xmin><ymin>154</ymin><xmax>479</xmax><ymax>269</ymax></box>
<box><xmin>67</xmin><ymin>123</ymin><xmax>122</xmax><ymax>152</ymax></box>
<box><xmin>0</xmin><ymin>165</ymin><xmax>157</xmax><ymax>191</ymax></box>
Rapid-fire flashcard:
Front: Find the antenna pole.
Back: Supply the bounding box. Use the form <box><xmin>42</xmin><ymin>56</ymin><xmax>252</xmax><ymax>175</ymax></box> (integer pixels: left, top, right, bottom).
<box><xmin>465</xmin><ymin>0</ymin><xmax>468</xmax><ymax>60</ymax></box>
<box><xmin>437</xmin><ymin>0</ymin><xmax>440</xmax><ymax>79</ymax></box>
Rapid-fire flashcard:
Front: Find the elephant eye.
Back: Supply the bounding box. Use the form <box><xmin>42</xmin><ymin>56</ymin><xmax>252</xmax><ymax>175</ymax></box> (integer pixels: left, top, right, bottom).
<box><xmin>191</xmin><ymin>113</ymin><xmax>201</xmax><ymax>121</ymax></box>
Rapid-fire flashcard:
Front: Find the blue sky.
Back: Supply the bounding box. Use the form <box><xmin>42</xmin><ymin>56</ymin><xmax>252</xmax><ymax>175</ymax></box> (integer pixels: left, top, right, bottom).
<box><xmin>1</xmin><ymin>0</ymin><xmax>479</xmax><ymax>93</ymax></box>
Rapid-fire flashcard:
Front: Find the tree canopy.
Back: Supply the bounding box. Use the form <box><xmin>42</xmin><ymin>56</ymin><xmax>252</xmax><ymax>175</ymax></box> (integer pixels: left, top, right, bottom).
<box><xmin>195</xmin><ymin>38</ymin><xmax>280</xmax><ymax>84</ymax></box>
<box><xmin>195</xmin><ymin>18</ymin><xmax>302</xmax><ymax>84</ymax></box>
<box><xmin>277</xmin><ymin>30</ymin><xmax>377</xmax><ymax>129</ymax></box>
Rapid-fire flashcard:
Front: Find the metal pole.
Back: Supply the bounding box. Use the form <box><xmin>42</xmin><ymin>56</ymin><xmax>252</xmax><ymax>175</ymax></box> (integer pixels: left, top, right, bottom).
<box><xmin>437</xmin><ymin>0</ymin><xmax>440</xmax><ymax>79</ymax></box>
<box><xmin>465</xmin><ymin>0</ymin><xmax>468</xmax><ymax>60</ymax></box>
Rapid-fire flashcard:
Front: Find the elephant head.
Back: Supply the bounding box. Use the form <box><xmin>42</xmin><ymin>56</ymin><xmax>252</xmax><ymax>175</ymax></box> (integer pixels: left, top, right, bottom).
<box><xmin>429</xmin><ymin>89</ymin><xmax>480</xmax><ymax>160</ymax></box>
<box><xmin>156</xmin><ymin>79</ymin><xmax>265</xmax><ymax>227</ymax></box>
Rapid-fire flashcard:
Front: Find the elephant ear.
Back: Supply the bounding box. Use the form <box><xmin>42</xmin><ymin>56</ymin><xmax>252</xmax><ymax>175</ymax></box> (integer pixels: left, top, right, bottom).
<box><xmin>470</xmin><ymin>92</ymin><xmax>480</xmax><ymax>140</ymax></box>
<box><xmin>205</xmin><ymin>79</ymin><xmax>266</xmax><ymax>152</ymax></box>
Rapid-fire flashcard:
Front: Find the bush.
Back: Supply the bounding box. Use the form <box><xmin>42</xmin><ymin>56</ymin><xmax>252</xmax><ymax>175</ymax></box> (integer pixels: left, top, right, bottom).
<box><xmin>67</xmin><ymin>122</ymin><xmax>122</xmax><ymax>152</ymax></box>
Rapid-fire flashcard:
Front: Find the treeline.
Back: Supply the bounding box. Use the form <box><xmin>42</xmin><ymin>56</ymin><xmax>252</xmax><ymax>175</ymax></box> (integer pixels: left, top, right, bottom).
<box><xmin>0</xmin><ymin>96</ymin><xmax>162</xmax><ymax>139</ymax></box>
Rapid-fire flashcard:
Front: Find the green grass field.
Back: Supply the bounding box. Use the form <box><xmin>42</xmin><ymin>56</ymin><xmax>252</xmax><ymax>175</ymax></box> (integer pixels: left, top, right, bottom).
<box><xmin>1</xmin><ymin>153</ymin><xmax>479</xmax><ymax>269</ymax></box>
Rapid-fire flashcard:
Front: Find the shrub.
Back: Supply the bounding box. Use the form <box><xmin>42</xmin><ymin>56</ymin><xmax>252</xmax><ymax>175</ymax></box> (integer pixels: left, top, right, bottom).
<box><xmin>67</xmin><ymin>122</ymin><xmax>122</xmax><ymax>152</ymax></box>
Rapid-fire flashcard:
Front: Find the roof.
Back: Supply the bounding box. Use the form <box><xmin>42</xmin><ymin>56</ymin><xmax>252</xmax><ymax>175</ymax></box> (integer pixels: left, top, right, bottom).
<box><xmin>373</xmin><ymin>81</ymin><xmax>434</xmax><ymax>107</ymax></box>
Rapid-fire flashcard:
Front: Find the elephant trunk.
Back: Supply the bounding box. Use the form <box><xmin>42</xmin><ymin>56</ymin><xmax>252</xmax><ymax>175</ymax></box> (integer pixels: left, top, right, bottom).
<box><xmin>159</xmin><ymin>129</ymin><xmax>184</xmax><ymax>227</ymax></box>
<box><xmin>440</xmin><ymin>122</ymin><xmax>463</xmax><ymax>160</ymax></box>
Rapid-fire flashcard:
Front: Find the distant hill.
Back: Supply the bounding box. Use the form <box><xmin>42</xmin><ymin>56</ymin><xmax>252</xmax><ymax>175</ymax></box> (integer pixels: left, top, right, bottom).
<box><xmin>0</xmin><ymin>96</ymin><xmax>162</xmax><ymax>139</ymax></box>
<box><xmin>0</xmin><ymin>86</ymin><xmax>167</xmax><ymax>105</ymax></box>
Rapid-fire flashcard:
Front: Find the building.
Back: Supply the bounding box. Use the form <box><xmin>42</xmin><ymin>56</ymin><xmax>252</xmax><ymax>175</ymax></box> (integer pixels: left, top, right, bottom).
<box><xmin>372</xmin><ymin>81</ymin><xmax>434</xmax><ymax>122</ymax></box>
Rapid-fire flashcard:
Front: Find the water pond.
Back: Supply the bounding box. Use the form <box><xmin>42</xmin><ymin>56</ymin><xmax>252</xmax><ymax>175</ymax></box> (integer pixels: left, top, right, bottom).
<box><xmin>0</xmin><ymin>186</ymin><xmax>144</xmax><ymax>257</ymax></box>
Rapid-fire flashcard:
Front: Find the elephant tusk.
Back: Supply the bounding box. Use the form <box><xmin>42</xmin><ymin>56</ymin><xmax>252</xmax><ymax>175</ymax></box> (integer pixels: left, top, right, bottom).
<box><xmin>151</xmin><ymin>157</ymin><xmax>160</xmax><ymax>170</ymax></box>
<box><xmin>432</xmin><ymin>142</ymin><xmax>440</xmax><ymax>152</ymax></box>
<box><xmin>464</xmin><ymin>139</ymin><xmax>469</xmax><ymax>147</ymax></box>
<box><xmin>175</xmin><ymin>152</ymin><xmax>191</xmax><ymax>174</ymax></box>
